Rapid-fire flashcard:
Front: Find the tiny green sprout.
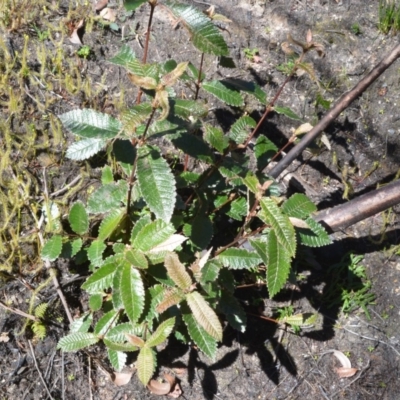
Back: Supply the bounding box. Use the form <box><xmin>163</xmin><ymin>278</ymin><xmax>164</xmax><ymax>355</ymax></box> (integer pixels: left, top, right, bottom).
<box><xmin>367</xmin><ymin>345</ymin><xmax>375</xmax><ymax>352</ymax></box>
<box><xmin>67</xmin><ymin>374</ymin><xmax>75</xmax><ymax>381</ymax></box>
<box><xmin>381</xmin><ymin>311</ymin><xmax>389</xmax><ymax>319</ymax></box>
<box><xmin>244</xmin><ymin>48</ymin><xmax>260</xmax><ymax>62</ymax></box>
<box><xmin>33</xmin><ymin>25</ymin><xmax>50</xmax><ymax>41</ymax></box>
<box><xmin>343</xmin><ymin>351</ymin><xmax>351</xmax><ymax>357</ymax></box>
<box><xmin>77</xmin><ymin>45</ymin><xmax>91</xmax><ymax>59</ymax></box>
<box><xmin>351</xmin><ymin>23</ymin><xmax>362</xmax><ymax>35</ymax></box>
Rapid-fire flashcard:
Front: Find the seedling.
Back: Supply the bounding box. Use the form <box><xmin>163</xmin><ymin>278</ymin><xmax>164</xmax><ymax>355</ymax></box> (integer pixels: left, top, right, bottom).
<box><xmin>77</xmin><ymin>45</ymin><xmax>91</xmax><ymax>58</ymax></box>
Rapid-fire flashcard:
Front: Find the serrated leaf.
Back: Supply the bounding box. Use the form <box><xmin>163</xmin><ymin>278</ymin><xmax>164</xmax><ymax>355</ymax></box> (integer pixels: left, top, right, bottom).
<box><xmin>183</xmin><ymin>214</ymin><xmax>213</xmax><ymax>250</ymax></box>
<box><xmin>259</xmin><ymin>198</ymin><xmax>296</xmax><ymax>257</ymax></box>
<box><xmin>137</xmin><ymin>347</ymin><xmax>156</xmax><ymax>385</ymax></box>
<box><xmin>101</xmin><ymin>165</ymin><xmax>114</xmax><ymax>184</ymax></box>
<box><xmin>87</xmin><ymin>240</ymin><xmax>106</xmax><ymax>268</ymax></box>
<box><xmin>172</xmin><ymin>99</ymin><xmax>208</xmax><ymax>120</ymax></box>
<box><xmin>124</xmin><ymin>0</ymin><xmax>147</xmax><ymax>11</ymax></box>
<box><xmin>156</xmin><ymin>288</ymin><xmax>184</xmax><ymax>314</ymax></box>
<box><xmin>273</xmin><ymin>105</ymin><xmax>302</xmax><ymax>121</ymax></box>
<box><xmin>57</xmin><ymin>332</ymin><xmax>99</xmax><ymax>352</ymax></box>
<box><xmin>87</xmin><ymin>181</ymin><xmax>128</xmax><ymax>214</ymax></box>
<box><xmin>89</xmin><ymin>294</ymin><xmax>103</xmax><ymax>311</ymax></box>
<box><xmin>125</xmin><ymin>249</ymin><xmax>148</xmax><ymax>269</ymax></box>
<box><xmin>136</xmin><ymin>145</ymin><xmax>176</xmax><ymax>222</ymax></box>
<box><xmin>249</xmin><ymin>238</ymin><xmax>268</xmax><ymax>265</ymax></box>
<box><xmin>69</xmin><ymin>202</ymin><xmax>89</xmax><ymax>235</ymax></box>
<box><xmin>166</xmin><ymin>2</ymin><xmax>228</xmax><ymax>56</ymax></box>
<box><xmin>202</xmin><ymin>80</ymin><xmax>244</xmax><ymax>107</ymax></box>
<box><xmin>112</xmin><ymin>263</ymin><xmax>124</xmax><ymax>310</ymax></box>
<box><xmin>281</xmin><ymin>193</ymin><xmax>317</xmax><ymax>219</ymax></box>
<box><xmin>200</xmin><ymin>260</ymin><xmax>220</xmax><ymax>285</ymax></box>
<box><xmin>223</xmin><ymin>78</ymin><xmax>267</xmax><ymax>103</ymax></box>
<box><xmin>298</xmin><ymin>217</ymin><xmax>332</xmax><ymax>247</ymax></box>
<box><xmin>108</xmin><ymin>349</ymin><xmax>127</xmax><ymax>372</ymax></box>
<box><xmin>218</xmin><ymin>292</ymin><xmax>247</xmax><ymax>332</ymax></box>
<box><xmin>148</xmin><ymin>234</ymin><xmax>187</xmax><ymax>253</ymax></box>
<box><xmin>171</xmin><ymin>132</ymin><xmax>214</xmax><ymax>164</ymax></box>
<box><xmin>227</xmin><ymin>197</ymin><xmax>247</xmax><ymax>221</ymax></box>
<box><xmin>98</xmin><ymin>208</ymin><xmax>125</xmax><ymax>241</ymax></box>
<box><xmin>267</xmin><ymin>230</ymin><xmax>291</xmax><ymax>298</ymax></box>
<box><xmin>183</xmin><ymin>313</ymin><xmax>217</xmax><ymax>359</ymax></box>
<box><xmin>125</xmin><ymin>333</ymin><xmax>145</xmax><ymax>348</ymax></box>
<box><xmin>254</xmin><ymin>135</ymin><xmax>278</xmax><ymax>170</ymax></box>
<box><xmin>164</xmin><ymin>252</ymin><xmax>192</xmax><ymax>290</ymax></box>
<box><xmin>121</xmin><ymin>103</ymin><xmax>153</xmax><ymax>134</ymax></box>
<box><xmin>146</xmin><ymin>317</ymin><xmax>175</xmax><ymax>348</ymax></box>
<box><xmin>109</xmin><ymin>45</ymin><xmax>145</xmax><ymax>76</ymax></box>
<box><xmin>204</xmin><ymin>125</ymin><xmax>229</xmax><ymax>154</ymax></box>
<box><xmin>82</xmin><ymin>258</ymin><xmax>117</xmax><ymax>293</ymax></box>
<box><xmin>130</xmin><ymin>214</ymin><xmax>152</xmax><ymax>244</ymax></box>
<box><xmin>229</xmin><ymin>115</ymin><xmax>256</xmax><ymax>144</ymax></box>
<box><xmin>104</xmin><ymin>339</ymin><xmax>138</xmax><ymax>352</ymax></box>
<box><xmin>41</xmin><ymin>235</ymin><xmax>62</xmax><ymax>261</ymax></box>
<box><xmin>279</xmin><ymin>312</ymin><xmax>317</xmax><ymax>328</ymax></box>
<box><xmin>94</xmin><ymin>309</ymin><xmax>118</xmax><ymax>336</ymax></box>
<box><xmin>131</xmin><ymin>219</ymin><xmax>175</xmax><ymax>252</ymax></box>
<box><xmin>66</xmin><ymin>138</ymin><xmax>107</xmax><ymax>161</ymax></box>
<box><xmin>218</xmin><ymin>248</ymin><xmax>262</xmax><ymax>270</ymax></box>
<box><xmin>128</xmin><ymin>74</ymin><xmax>158</xmax><ymax>90</ymax></box>
<box><xmin>59</xmin><ymin>109</ymin><xmax>121</xmax><ymax>139</ymax></box>
<box><xmin>186</xmin><ymin>292</ymin><xmax>222</xmax><ymax>341</ymax></box>
<box><xmin>105</xmin><ymin>322</ymin><xmax>143</xmax><ymax>343</ymax></box>
<box><xmin>71</xmin><ymin>238</ymin><xmax>83</xmax><ymax>257</ymax></box>
<box><xmin>161</xmin><ymin>62</ymin><xmax>188</xmax><ymax>86</ymax></box>
<box><xmin>121</xmin><ymin>263</ymin><xmax>145</xmax><ymax>324</ymax></box>
<box><xmin>70</xmin><ymin>313</ymin><xmax>92</xmax><ymax>334</ymax></box>
<box><xmin>242</xmin><ymin>171</ymin><xmax>260</xmax><ymax>195</ymax></box>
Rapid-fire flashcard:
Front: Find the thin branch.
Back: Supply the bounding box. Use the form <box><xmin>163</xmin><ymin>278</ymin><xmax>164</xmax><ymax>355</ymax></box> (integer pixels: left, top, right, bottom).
<box><xmin>0</xmin><ymin>301</ymin><xmax>38</xmax><ymax>322</ymax></box>
<box><xmin>28</xmin><ymin>340</ymin><xmax>55</xmax><ymax>400</ymax></box>
<box><xmin>269</xmin><ymin>43</ymin><xmax>400</xmax><ymax>179</ymax></box>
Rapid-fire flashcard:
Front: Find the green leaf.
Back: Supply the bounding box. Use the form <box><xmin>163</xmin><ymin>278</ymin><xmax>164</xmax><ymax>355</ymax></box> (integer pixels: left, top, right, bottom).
<box><xmin>227</xmin><ymin>197</ymin><xmax>247</xmax><ymax>221</ymax></box>
<box><xmin>82</xmin><ymin>258</ymin><xmax>117</xmax><ymax>293</ymax></box>
<box><xmin>66</xmin><ymin>138</ymin><xmax>107</xmax><ymax>161</ymax></box>
<box><xmin>165</xmin><ymin>2</ymin><xmax>229</xmax><ymax>56</ymax></box>
<box><xmin>104</xmin><ymin>339</ymin><xmax>138</xmax><ymax>352</ymax></box>
<box><xmin>131</xmin><ymin>219</ymin><xmax>175</xmax><ymax>252</ymax></box>
<box><xmin>87</xmin><ymin>181</ymin><xmax>128</xmax><ymax>214</ymax></box>
<box><xmin>186</xmin><ymin>291</ymin><xmax>222</xmax><ymax>341</ymax></box>
<box><xmin>108</xmin><ymin>349</ymin><xmax>127</xmax><ymax>372</ymax></box>
<box><xmin>183</xmin><ymin>313</ymin><xmax>217</xmax><ymax>359</ymax></box>
<box><xmin>172</xmin><ymin>99</ymin><xmax>208</xmax><ymax>120</ymax></box>
<box><xmin>273</xmin><ymin>106</ymin><xmax>302</xmax><ymax>121</ymax></box>
<box><xmin>171</xmin><ymin>133</ymin><xmax>214</xmax><ymax>164</ymax></box>
<box><xmin>204</xmin><ymin>125</ymin><xmax>229</xmax><ymax>154</ymax></box>
<box><xmin>98</xmin><ymin>208</ymin><xmax>126</xmax><ymax>241</ymax></box>
<box><xmin>70</xmin><ymin>238</ymin><xmax>83</xmax><ymax>257</ymax></box>
<box><xmin>70</xmin><ymin>312</ymin><xmax>93</xmax><ymax>333</ymax></box>
<box><xmin>101</xmin><ymin>165</ymin><xmax>114</xmax><ymax>185</ymax></box>
<box><xmin>254</xmin><ymin>135</ymin><xmax>278</xmax><ymax>170</ymax></box>
<box><xmin>41</xmin><ymin>235</ymin><xmax>62</xmax><ymax>261</ymax></box>
<box><xmin>281</xmin><ymin>193</ymin><xmax>317</xmax><ymax>219</ymax></box>
<box><xmin>124</xmin><ymin>0</ymin><xmax>147</xmax><ymax>11</ymax></box>
<box><xmin>164</xmin><ymin>252</ymin><xmax>192</xmax><ymax>290</ymax></box>
<box><xmin>218</xmin><ymin>291</ymin><xmax>247</xmax><ymax>332</ymax></box>
<box><xmin>229</xmin><ymin>115</ymin><xmax>256</xmax><ymax>145</ymax></box>
<box><xmin>200</xmin><ymin>260</ymin><xmax>220</xmax><ymax>285</ymax></box>
<box><xmin>94</xmin><ymin>309</ymin><xmax>118</xmax><ymax>336</ymax></box>
<box><xmin>59</xmin><ymin>109</ymin><xmax>121</xmax><ymax>139</ymax></box>
<box><xmin>57</xmin><ymin>332</ymin><xmax>99</xmax><ymax>352</ymax></box>
<box><xmin>218</xmin><ymin>248</ymin><xmax>262</xmax><ymax>270</ymax></box>
<box><xmin>298</xmin><ymin>217</ymin><xmax>332</xmax><ymax>247</ymax></box>
<box><xmin>125</xmin><ymin>249</ymin><xmax>148</xmax><ymax>269</ymax></box>
<box><xmin>222</xmin><ymin>78</ymin><xmax>267</xmax><ymax>103</ymax></box>
<box><xmin>121</xmin><ymin>103</ymin><xmax>153</xmax><ymax>134</ymax></box>
<box><xmin>183</xmin><ymin>214</ymin><xmax>213</xmax><ymax>250</ymax></box>
<box><xmin>69</xmin><ymin>202</ymin><xmax>89</xmax><ymax>235</ymax></box>
<box><xmin>89</xmin><ymin>294</ymin><xmax>103</xmax><ymax>311</ymax></box>
<box><xmin>130</xmin><ymin>215</ymin><xmax>152</xmax><ymax>244</ymax></box>
<box><xmin>146</xmin><ymin>317</ymin><xmax>176</xmax><ymax>348</ymax></box>
<box><xmin>259</xmin><ymin>198</ymin><xmax>296</xmax><ymax>257</ymax></box>
<box><xmin>242</xmin><ymin>171</ymin><xmax>260</xmax><ymax>195</ymax></box>
<box><xmin>155</xmin><ymin>288</ymin><xmax>184</xmax><ymax>314</ymax></box>
<box><xmin>109</xmin><ymin>45</ymin><xmax>145</xmax><ymax>76</ymax></box>
<box><xmin>105</xmin><ymin>322</ymin><xmax>143</xmax><ymax>343</ymax></box>
<box><xmin>267</xmin><ymin>230</ymin><xmax>291</xmax><ymax>298</ymax></box>
<box><xmin>202</xmin><ymin>80</ymin><xmax>244</xmax><ymax>107</ymax></box>
<box><xmin>136</xmin><ymin>145</ymin><xmax>176</xmax><ymax>222</ymax></box>
<box><xmin>113</xmin><ymin>139</ymin><xmax>136</xmax><ymax>177</ymax></box>
<box><xmin>112</xmin><ymin>263</ymin><xmax>124</xmax><ymax>310</ymax></box>
<box><xmin>249</xmin><ymin>238</ymin><xmax>268</xmax><ymax>265</ymax></box>
<box><xmin>87</xmin><ymin>240</ymin><xmax>106</xmax><ymax>268</ymax></box>
<box><xmin>121</xmin><ymin>263</ymin><xmax>145</xmax><ymax>324</ymax></box>
<box><xmin>137</xmin><ymin>347</ymin><xmax>156</xmax><ymax>385</ymax></box>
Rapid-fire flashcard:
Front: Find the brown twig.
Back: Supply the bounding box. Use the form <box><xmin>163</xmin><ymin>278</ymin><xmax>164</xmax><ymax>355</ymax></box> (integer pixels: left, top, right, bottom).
<box><xmin>28</xmin><ymin>340</ymin><xmax>55</xmax><ymax>400</ymax></box>
<box><xmin>269</xmin><ymin>43</ymin><xmax>400</xmax><ymax>179</ymax></box>
<box><xmin>0</xmin><ymin>301</ymin><xmax>38</xmax><ymax>322</ymax></box>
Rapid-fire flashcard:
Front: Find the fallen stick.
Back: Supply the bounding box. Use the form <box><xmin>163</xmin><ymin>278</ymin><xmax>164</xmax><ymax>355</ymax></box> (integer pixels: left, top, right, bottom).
<box><xmin>314</xmin><ymin>179</ymin><xmax>400</xmax><ymax>232</ymax></box>
<box><xmin>269</xmin><ymin>43</ymin><xmax>400</xmax><ymax>179</ymax></box>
